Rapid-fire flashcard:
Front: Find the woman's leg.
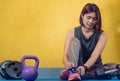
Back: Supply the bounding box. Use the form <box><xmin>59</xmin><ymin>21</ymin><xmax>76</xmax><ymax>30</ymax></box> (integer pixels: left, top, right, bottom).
<box><xmin>82</xmin><ymin>64</ymin><xmax>103</xmax><ymax>79</ymax></box>
<box><xmin>83</xmin><ymin>63</ymin><xmax>117</xmax><ymax>80</ymax></box>
<box><xmin>68</xmin><ymin>38</ymin><xmax>83</xmax><ymax>67</ymax></box>
<box><xmin>60</xmin><ymin>38</ymin><xmax>82</xmax><ymax>80</ymax></box>
<box><xmin>67</xmin><ymin>38</ymin><xmax>82</xmax><ymax>80</ymax></box>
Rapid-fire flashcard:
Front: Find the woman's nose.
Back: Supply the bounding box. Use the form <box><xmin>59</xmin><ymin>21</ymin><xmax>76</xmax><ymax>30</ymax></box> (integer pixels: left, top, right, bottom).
<box><xmin>89</xmin><ymin>18</ymin><xmax>94</xmax><ymax>23</ymax></box>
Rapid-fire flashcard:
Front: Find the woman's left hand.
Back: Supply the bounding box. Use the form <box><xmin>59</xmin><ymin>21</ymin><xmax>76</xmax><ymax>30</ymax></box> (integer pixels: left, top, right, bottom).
<box><xmin>76</xmin><ymin>66</ymin><xmax>86</xmax><ymax>76</ymax></box>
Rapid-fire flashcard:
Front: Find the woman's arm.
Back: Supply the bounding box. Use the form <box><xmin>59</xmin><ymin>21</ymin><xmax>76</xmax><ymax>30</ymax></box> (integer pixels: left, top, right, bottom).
<box><xmin>84</xmin><ymin>32</ymin><xmax>107</xmax><ymax>69</ymax></box>
<box><xmin>62</xmin><ymin>29</ymin><xmax>74</xmax><ymax>69</ymax></box>
<box><xmin>77</xmin><ymin>32</ymin><xmax>107</xmax><ymax>75</ymax></box>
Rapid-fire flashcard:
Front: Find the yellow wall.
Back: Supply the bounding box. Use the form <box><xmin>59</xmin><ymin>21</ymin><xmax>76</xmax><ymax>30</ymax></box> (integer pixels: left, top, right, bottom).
<box><xmin>0</xmin><ymin>0</ymin><xmax>120</xmax><ymax>68</ymax></box>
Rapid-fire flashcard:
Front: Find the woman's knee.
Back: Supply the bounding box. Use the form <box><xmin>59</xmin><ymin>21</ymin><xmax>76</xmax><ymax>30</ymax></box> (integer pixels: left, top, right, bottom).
<box><xmin>71</xmin><ymin>38</ymin><xmax>80</xmax><ymax>49</ymax></box>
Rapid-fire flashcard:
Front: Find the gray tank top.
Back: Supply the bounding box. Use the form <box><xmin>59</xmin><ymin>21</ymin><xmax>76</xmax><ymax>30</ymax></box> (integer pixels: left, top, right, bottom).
<box><xmin>74</xmin><ymin>26</ymin><xmax>103</xmax><ymax>66</ymax></box>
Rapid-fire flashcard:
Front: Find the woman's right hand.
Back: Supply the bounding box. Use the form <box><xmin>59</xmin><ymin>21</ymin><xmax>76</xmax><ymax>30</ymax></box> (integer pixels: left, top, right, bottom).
<box><xmin>64</xmin><ymin>61</ymin><xmax>74</xmax><ymax>70</ymax></box>
<box><xmin>77</xmin><ymin>66</ymin><xmax>86</xmax><ymax>76</ymax></box>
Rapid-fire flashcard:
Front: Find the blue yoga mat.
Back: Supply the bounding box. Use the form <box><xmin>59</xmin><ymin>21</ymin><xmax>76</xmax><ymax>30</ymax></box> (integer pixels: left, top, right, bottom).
<box><xmin>0</xmin><ymin>68</ymin><xmax>119</xmax><ymax>81</ymax></box>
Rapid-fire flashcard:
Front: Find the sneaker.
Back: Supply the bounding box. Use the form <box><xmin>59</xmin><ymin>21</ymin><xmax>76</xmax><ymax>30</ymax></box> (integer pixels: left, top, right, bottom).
<box><xmin>60</xmin><ymin>70</ymin><xmax>69</xmax><ymax>80</ymax></box>
<box><xmin>68</xmin><ymin>72</ymin><xmax>81</xmax><ymax>81</ymax></box>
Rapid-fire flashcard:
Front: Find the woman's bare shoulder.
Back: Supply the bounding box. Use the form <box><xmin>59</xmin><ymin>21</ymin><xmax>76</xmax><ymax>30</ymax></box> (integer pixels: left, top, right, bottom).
<box><xmin>99</xmin><ymin>31</ymin><xmax>107</xmax><ymax>41</ymax></box>
<box><xmin>67</xmin><ymin>29</ymin><xmax>75</xmax><ymax>39</ymax></box>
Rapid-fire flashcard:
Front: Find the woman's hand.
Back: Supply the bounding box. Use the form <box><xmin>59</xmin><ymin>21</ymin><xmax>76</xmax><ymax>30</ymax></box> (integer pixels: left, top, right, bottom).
<box><xmin>77</xmin><ymin>66</ymin><xmax>86</xmax><ymax>76</ymax></box>
<box><xmin>64</xmin><ymin>61</ymin><xmax>74</xmax><ymax>70</ymax></box>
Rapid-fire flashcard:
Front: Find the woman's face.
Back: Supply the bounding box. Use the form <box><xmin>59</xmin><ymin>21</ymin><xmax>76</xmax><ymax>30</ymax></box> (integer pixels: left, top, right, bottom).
<box><xmin>82</xmin><ymin>12</ymin><xmax>97</xmax><ymax>29</ymax></box>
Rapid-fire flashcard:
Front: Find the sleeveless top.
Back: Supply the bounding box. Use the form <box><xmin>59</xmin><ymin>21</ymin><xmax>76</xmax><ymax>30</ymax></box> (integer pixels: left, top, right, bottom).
<box><xmin>74</xmin><ymin>26</ymin><xmax>103</xmax><ymax>66</ymax></box>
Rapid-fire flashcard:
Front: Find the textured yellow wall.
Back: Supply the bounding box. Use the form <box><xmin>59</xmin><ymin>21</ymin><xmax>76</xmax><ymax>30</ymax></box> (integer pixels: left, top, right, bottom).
<box><xmin>0</xmin><ymin>0</ymin><xmax>120</xmax><ymax>68</ymax></box>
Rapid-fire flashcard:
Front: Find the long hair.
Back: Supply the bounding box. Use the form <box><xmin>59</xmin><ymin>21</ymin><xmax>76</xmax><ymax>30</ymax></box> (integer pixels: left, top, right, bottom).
<box><xmin>79</xmin><ymin>3</ymin><xmax>101</xmax><ymax>32</ymax></box>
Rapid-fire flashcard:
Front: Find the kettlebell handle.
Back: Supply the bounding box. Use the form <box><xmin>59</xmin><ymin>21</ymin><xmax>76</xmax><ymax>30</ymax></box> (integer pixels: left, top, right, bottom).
<box><xmin>21</xmin><ymin>55</ymin><xmax>39</xmax><ymax>69</ymax></box>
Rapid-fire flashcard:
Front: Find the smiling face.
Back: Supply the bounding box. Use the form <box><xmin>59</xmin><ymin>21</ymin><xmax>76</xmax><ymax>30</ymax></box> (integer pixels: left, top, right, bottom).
<box><xmin>82</xmin><ymin>12</ymin><xmax>97</xmax><ymax>29</ymax></box>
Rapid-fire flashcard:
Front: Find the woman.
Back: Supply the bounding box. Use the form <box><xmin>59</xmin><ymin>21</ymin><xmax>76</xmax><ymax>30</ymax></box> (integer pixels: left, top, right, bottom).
<box><xmin>60</xmin><ymin>3</ymin><xmax>107</xmax><ymax>81</ymax></box>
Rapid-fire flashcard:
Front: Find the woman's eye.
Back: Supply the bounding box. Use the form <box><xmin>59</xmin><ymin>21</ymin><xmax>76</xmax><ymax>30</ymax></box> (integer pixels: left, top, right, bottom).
<box><xmin>87</xmin><ymin>16</ymin><xmax>91</xmax><ymax>19</ymax></box>
<box><xmin>93</xmin><ymin>18</ymin><xmax>97</xmax><ymax>21</ymax></box>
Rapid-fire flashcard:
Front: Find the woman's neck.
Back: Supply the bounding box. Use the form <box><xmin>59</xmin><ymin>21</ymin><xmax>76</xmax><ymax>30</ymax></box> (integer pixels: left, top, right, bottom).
<box><xmin>81</xmin><ymin>26</ymin><xmax>94</xmax><ymax>33</ymax></box>
<box><xmin>81</xmin><ymin>26</ymin><xmax>94</xmax><ymax>39</ymax></box>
